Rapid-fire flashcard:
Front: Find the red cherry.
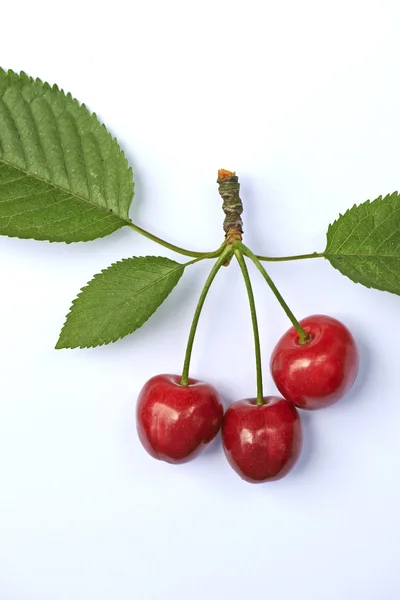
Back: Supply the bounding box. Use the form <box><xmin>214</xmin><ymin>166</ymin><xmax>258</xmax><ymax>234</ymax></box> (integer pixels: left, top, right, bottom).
<box><xmin>136</xmin><ymin>374</ymin><xmax>224</xmax><ymax>464</ymax></box>
<box><xmin>270</xmin><ymin>314</ymin><xmax>359</xmax><ymax>410</ymax></box>
<box><xmin>222</xmin><ymin>397</ymin><xmax>302</xmax><ymax>483</ymax></box>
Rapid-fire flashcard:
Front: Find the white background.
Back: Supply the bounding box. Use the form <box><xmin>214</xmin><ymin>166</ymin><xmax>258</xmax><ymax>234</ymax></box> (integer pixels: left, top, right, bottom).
<box><xmin>1</xmin><ymin>1</ymin><xmax>400</xmax><ymax>598</ymax></box>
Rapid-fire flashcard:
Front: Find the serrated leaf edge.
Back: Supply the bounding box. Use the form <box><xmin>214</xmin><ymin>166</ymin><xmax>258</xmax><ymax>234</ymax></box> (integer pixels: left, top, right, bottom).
<box><xmin>325</xmin><ymin>192</ymin><xmax>398</xmax><ymax>253</ymax></box>
<box><xmin>0</xmin><ymin>67</ymin><xmax>133</xmax><ymax>180</ymax></box>
<box><xmin>0</xmin><ymin>68</ymin><xmax>134</xmax><ymax>241</ymax></box>
<box><xmin>324</xmin><ymin>191</ymin><xmax>400</xmax><ymax>295</ymax></box>
<box><xmin>55</xmin><ymin>256</ymin><xmax>185</xmax><ymax>350</ymax></box>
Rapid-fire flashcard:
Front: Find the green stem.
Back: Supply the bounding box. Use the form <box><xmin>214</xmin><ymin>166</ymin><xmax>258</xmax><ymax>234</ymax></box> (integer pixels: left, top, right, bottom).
<box><xmin>180</xmin><ymin>246</ymin><xmax>234</xmax><ymax>386</ymax></box>
<box><xmin>182</xmin><ymin>255</ymin><xmax>216</xmax><ymax>268</ymax></box>
<box><xmin>256</xmin><ymin>252</ymin><xmax>324</xmax><ymax>262</ymax></box>
<box><xmin>235</xmin><ymin>249</ymin><xmax>264</xmax><ymax>405</ymax></box>
<box><xmin>128</xmin><ymin>221</ymin><xmax>223</xmax><ymax>258</ymax></box>
<box><xmin>236</xmin><ymin>242</ymin><xmax>310</xmax><ymax>344</ymax></box>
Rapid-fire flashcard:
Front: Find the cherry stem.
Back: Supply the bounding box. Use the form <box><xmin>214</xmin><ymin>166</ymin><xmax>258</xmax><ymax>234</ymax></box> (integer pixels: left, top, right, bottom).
<box><xmin>235</xmin><ymin>248</ymin><xmax>264</xmax><ymax>406</ymax></box>
<box><xmin>180</xmin><ymin>246</ymin><xmax>234</xmax><ymax>386</ymax></box>
<box><xmin>236</xmin><ymin>242</ymin><xmax>311</xmax><ymax>344</ymax></box>
<box><xmin>128</xmin><ymin>221</ymin><xmax>224</xmax><ymax>259</ymax></box>
<box><xmin>256</xmin><ymin>252</ymin><xmax>323</xmax><ymax>262</ymax></box>
<box><xmin>128</xmin><ymin>220</ymin><xmax>323</xmax><ymax>264</ymax></box>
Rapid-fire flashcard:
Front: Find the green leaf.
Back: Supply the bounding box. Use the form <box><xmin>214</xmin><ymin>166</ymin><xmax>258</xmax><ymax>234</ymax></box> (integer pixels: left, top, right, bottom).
<box><xmin>56</xmin><ymin>257</ymin><xmax>185</xmax><ymax>349</ymax></box>
<box><xmin>324</xmin><ymin>192</ymin><xmax>400</xmax><ymax>294</ymax></box>
<box><xmin>0</xmin><ymin>69</ymin><xmax>134</xmax><ymax>242</ymax></box>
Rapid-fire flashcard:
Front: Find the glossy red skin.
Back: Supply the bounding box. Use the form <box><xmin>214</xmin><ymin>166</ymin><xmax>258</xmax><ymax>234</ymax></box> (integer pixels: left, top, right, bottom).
<box><xmin>136</xmin><ymin>374</ymin><xmax>224</xmax><ymax>464</ymax></box>
<box><xmin>270</xmin><ymin>315</ymin><xmax>359</xmax><ymax>410</ymax></box>
<box><xmin>222</xmin><ymin>397</ymin><xmax>302</xmax><ymax>483</ymax></box>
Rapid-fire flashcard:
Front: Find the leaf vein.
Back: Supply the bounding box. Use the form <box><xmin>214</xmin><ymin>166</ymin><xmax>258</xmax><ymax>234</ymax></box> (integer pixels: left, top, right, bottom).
<box><xmin>0</xmin><ymin>174</ymin><xmax>28</xmax><ymax>187</ymax></box>
<box><xmin>351</xmin><ymin>205</ymin><xmax>400</xmax><ymax>252</ymax></box>
<box><xmin>0</xmin><ymin>158</ymin><xmax>129</xmax><ymax>223</ymax></box>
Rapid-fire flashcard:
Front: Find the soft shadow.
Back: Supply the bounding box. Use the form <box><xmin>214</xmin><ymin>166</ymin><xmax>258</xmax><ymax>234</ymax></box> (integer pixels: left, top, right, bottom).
<box><xmin>202</xmin><ymin>431</ymin><xmax>223</xmax><ymax>457</ymax></box>
<box><xmin>290</xmin><ymin>411</ymin><xmax>315</xmax><ymax>478</ymax></box>
<box><xmin>341</xmin><ymin>334</ymin><xmax>372</xmax><ymax>407</ymax></box>
<box><xmin>120</xmin><ymin>389</ymin><xmax>139</xmax><ymax>463</ymax></box>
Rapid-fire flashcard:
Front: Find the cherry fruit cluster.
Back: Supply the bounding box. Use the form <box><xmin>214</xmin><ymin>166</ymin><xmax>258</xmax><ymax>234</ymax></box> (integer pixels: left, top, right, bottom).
<box><xmin>137</xmin><ymin>315</ymin><xmax>358</xmax><ymax>483</ymax></box>
<box><xmin>136</xmin><ymin>171</ymin><xmax>359</xmax><ymax>483</ymax></box>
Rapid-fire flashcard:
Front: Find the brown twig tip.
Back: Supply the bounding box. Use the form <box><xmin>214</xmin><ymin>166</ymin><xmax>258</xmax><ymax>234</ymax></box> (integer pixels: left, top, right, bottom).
<box><xmin>217</xmin><ymin>170</ymin><xmax>243</xmax><ymax>244</ymax></box>
<box><xmin>218</xmin><ymin>168</ymin><xmax>236</xmax><ymax>180</ymax></box>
